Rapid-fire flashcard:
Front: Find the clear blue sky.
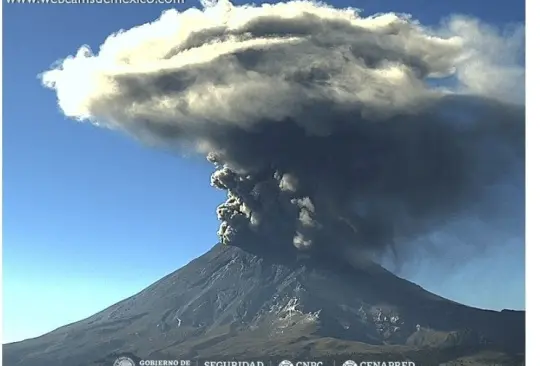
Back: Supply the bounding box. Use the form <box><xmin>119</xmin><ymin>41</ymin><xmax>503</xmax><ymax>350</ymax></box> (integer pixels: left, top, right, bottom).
<box><xmin>2</xmin><ymin>0</ymin><xmax>525</xmax><ymax>344</ymax></box>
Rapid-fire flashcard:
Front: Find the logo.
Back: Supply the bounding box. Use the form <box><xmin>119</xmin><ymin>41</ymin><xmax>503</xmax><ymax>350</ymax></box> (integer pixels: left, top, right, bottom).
<box><xmin>342</xmin><ymin>361</ymin><xmax>357</xmax><ymax>366</ymax></box>
<box><xmin>114</xmin><ymin>356</ymin><xmax>136</xmax><ymax>366</ymax></box>
<box><xmin>278</xmin><ymin>362</ymin><xmax>323</xmax><ymax>366</ymax></box>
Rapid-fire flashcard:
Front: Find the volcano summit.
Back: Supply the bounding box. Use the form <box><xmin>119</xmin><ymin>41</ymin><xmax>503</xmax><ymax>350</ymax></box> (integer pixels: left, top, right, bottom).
<box><xmin>3</xmin><ymin>244</ymin><xmax>526</xmax><ymax>366</ymax></box>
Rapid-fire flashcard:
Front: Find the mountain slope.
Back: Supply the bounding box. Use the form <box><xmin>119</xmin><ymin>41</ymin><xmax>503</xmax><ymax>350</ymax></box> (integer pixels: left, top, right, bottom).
<box><xmin>3</xmin><ymin>244</ymin><xmax>525</xmax><ymax>366</ymax></box>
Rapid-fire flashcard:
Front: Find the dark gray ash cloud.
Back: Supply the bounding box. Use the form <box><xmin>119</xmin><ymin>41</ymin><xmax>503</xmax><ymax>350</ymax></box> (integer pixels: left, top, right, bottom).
<box><xmin>40</xmin><ymin>0</ymin><xmax>524</xmax><ymax>264</ymax></box>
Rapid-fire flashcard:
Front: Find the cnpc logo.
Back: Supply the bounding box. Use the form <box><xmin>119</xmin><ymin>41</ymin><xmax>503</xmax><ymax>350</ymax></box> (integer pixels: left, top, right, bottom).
<box><xmin>279</xmin><ymin>361</ymin><xmax>324</xmax><ymax>366</ymax></box>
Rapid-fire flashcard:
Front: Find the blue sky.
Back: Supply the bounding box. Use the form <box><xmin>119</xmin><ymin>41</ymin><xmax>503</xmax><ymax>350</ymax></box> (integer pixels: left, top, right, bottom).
<box><xmin>2</xmin><ymin>0</ymin><xmax>525</xmax><ymax>343</ymax></box>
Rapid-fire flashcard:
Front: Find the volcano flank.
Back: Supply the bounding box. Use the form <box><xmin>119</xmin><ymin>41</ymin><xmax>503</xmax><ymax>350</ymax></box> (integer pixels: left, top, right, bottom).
<box><xmin>3</xmin><ymin>244</ymin><xmax>525</xmax><ymax>366</ymax></box>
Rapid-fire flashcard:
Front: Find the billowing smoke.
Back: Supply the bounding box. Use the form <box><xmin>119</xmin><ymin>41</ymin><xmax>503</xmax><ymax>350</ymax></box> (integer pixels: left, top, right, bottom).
<box><xmin>41</xmin><ymin>0</ymin><xmax>524</xmax><ymax>264</ymax></box>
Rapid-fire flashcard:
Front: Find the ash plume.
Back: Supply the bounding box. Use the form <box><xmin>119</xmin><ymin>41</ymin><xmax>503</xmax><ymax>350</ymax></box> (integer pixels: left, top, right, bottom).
<box><xmin>40</xmin><ymin>0</ymin><xmax>524</xmax><ymax>264</ymax></box>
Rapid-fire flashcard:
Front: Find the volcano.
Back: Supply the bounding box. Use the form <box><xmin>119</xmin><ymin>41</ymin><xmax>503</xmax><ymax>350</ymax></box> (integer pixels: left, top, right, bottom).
<box><xmin>3</xmin><ymin>244</ymin><xmax>525</xmax><ymax>366</ymax></box>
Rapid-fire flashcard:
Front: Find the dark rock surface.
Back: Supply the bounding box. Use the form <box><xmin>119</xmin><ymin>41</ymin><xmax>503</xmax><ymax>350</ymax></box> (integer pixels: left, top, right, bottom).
<box><xmin>3</xmin><ymin>244</ymin><xmax>525</xmax><ymax>366</ymax></box>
